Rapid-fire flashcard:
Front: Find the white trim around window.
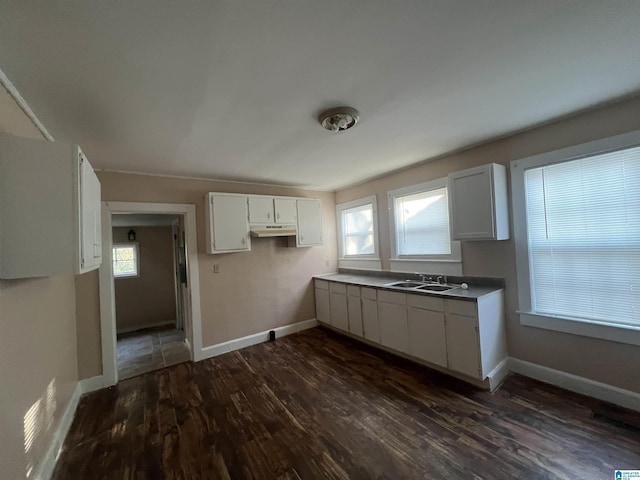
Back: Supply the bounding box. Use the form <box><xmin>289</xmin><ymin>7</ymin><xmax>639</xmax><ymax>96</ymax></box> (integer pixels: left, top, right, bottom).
<box><xmin>112</xmin><ymin>242</ymin><xmax>140</xmax><ymax>278</ymax></box>
<box><xmin>511</xmin><ymin>129</ymin><xmax>640</xmax><ymax>346</ymax></box>
<box><xmin>336</xmin><ymin>195</ymin><xmax>382</xmax><ymax>270</ymax></box>
<box><xmin>388</xmin><ymin>178</ymin><xmax>462</xmax><ymax>275</ymax></box>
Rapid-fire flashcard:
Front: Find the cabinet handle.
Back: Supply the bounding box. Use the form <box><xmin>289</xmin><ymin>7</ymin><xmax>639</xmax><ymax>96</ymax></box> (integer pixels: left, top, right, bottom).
<box><xmin>300</xmin><ymin>235</ymin><xmax>304</xmax><ymax>242</ymax></box>
<box><xmin>267</xmin><ymin>212</ymin><xmax>271</xmax><ymax>219</ymax></box>
<box><xmin>277</xmin><ymin>212</ymin><xmax>280</xmax><ymax>220</ymax></box>
<box><xmin>241</xmin><ymin>237</ymin><xmax>246</xmax><ymax>245</ymax></box>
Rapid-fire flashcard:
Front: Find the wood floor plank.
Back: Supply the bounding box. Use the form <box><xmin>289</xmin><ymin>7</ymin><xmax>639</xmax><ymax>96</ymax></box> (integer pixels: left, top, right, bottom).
<box><xmin>52</xmin><ymin>327</ymin><xmax>640</xmax><ymax>479</ymax></box>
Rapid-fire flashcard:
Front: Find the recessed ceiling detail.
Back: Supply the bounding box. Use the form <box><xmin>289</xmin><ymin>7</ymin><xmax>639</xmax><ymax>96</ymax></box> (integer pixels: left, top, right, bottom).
<box><xmin>318</xmin><ymin>107</ymin><xmax>360</xmax><ymax>133</ymax></box>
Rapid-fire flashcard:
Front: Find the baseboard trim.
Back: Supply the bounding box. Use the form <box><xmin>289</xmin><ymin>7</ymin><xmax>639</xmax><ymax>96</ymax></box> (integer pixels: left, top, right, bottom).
<box><xmin>33</xmin><ymin>382</ymin><xmax>82</xmax><ymax>480</ymax></box>
<box><xmin>79</xmin><ymin>375</ymin><xmax>111</xmax><ymax>395</ymax></box>
<box><xmin>116</xmin><ymin>320</ymin><xmax>176</xmax><ymax>335</ymax></box>
<box><xmin>487</xmin><ymin>358</ymin><xmax>511</xmax><ymax>392</ymax></box>
<box><xmin>199</xmin><ymin>318</ymin><xmax>319</xmax><ymax>360</ymax></box>
<box><xmin>509</xmin><ymin>358</ymin><xmax>640</xmax><ymax>412</ymax></box>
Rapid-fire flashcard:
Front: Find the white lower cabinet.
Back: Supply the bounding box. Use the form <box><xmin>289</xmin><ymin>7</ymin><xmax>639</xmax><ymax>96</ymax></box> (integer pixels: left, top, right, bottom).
<box><xmin>329</xmin><ymin>282</ymin><xmax>349</xmax><ymax>332</ymax></box>
<box><xmin>407</xmin><ymin>295</ymin><xmax>447</xmax><ymax>368</ymax></box>
<box><xmin>347</xmin><ymin>285</ymin><xmax>363</xmax><ymax>337</ymax></box>
<box><xmin>377</xmin><ymin>291</ymin><xmax>409</xmax><ymax>353</ymax></box>
<box><xmin>314</xmin><ymin>280</ymin><xmax>330</xmax><ymax>324</ymax></box>
<box><xmin>314</xmin><ymin>278</ymin><xmax>505</xmax><ymax>387</ymax></box>
<box><xmin>361</xmin><ymin>288</ymin><xmax>380</xmax><ymax>342</ymax></box>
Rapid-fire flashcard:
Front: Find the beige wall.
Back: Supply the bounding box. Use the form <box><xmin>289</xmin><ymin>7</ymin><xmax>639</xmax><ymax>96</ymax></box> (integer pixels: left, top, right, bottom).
<box><xmin>336</xmin><ymin>94</ymin><xmax>640</xmax><ymax>393</ymax></box>
<box><xmin>113</xmin><ymin>226</ymin><xmax>177</xmax><ymax>333</ymax></box>
<box><xmin>74</xmin><ymin>174</ymin><xmax>337</xmax><ymax>376</ymax></box>
<box><xmin>0</xmin><ymin>276</ymin><xmax>78</xmax><ymax>480</ymax></box>
<box><xmin>75</xmin><ymin>270</ymin><xmax>102</xmax><ymax>379</ymax></box>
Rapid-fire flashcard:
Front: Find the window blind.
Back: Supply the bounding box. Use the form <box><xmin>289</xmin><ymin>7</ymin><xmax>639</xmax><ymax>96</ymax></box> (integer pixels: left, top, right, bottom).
<box><xmin>343</xmin><ymin>203</ymin><xmax>374</xmax><ymax>255</ymax></box>
<box><xmin>524</xmin><ymin>146</ymin><xmax>640</xmax><ymax>326</ymax></box>
<box><xmin>395</xmin><ymin>187</ymin><xmax>451</xmax><ymax>256</ymax></box>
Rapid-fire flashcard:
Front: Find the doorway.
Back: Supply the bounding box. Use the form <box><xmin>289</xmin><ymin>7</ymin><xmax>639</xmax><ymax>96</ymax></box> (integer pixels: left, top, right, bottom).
<box><xmin>99</xmin><ymin>202</ymin><xmax>203</xmax><ymax>387</ymax></box>
<box><xmin>111</xmin><ymin>214</ymin><xmax>189</xmax><ymax>379</ymax></box>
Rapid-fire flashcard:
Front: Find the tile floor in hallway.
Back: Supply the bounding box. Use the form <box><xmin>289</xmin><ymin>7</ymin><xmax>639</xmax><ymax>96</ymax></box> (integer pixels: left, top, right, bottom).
<box><xmin>117</xmin><ymin>326</ymin><xmax>190</xmax><ymax>380</ymax></box>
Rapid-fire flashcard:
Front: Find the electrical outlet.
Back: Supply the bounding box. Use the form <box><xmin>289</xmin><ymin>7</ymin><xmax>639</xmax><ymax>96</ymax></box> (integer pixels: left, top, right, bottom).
<box><xmin>213</xmin><ymin>264</ymin><xmax>220</xmax><ymax>274</ymax></box>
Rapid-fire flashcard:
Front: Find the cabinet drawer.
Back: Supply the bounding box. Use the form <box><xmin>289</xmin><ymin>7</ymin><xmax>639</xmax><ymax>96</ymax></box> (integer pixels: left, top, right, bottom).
<box><xmin>315</xmin><ymin>279</ymin><xmax>329</xmax><ymax>290</ymax></box>
<box><xmin>329</xmin><ymin>282</ymin><xmax>347</xmax><ymax>294</ymax></box>
<box><xmin>445</xmin><ymin>299</ymin><xmax>477</xmax><ymax>317</ymax></box>
<box><xmin>378</xmin><ymin>290</ymin><xmax>406</xmax><ymax>305</ymax></box>
<box><xmin>361</xmin><ymin>287</ymin><xmax>377</xmax><ymax>300</ymax></box>
<box><xmin>347</xmin><ymin>285</ymin><xmax>360</xmax><ymax>296</ymax></box>
<box><xmin>407</xmin><ymin>294</ymin><xmax>444</xmax><ymax>312</ymax></box>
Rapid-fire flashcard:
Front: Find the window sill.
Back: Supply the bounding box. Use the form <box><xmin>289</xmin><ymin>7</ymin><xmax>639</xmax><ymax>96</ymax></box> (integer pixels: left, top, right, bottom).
<box><xmin>519</xmin><ymin>311</ymin><xmax>640</xmax><ymax>347</ymax></box>
<box><xmin>338</xmin><ymin>257</ymin><xmax>382</xmax><ymax>271</ymax></box>
<box><xmin>389</xmin><ymin>258</ymin><xmax>462</xmax><ymax>276</ymax></box>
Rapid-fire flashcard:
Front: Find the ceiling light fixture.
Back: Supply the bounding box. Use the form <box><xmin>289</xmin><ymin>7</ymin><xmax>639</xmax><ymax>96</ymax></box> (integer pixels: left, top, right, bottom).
<box><xmin>318</xmin><ymin>107</ymin><xmax>360</xmax><ymax>133</ymax></box>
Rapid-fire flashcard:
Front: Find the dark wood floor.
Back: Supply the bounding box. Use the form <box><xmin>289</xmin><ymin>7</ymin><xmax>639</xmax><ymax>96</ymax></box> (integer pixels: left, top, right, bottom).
<box><xmin>53</xmin><ymin>327</ymin><xmax>640</xmax><ymax>480</ymax></box>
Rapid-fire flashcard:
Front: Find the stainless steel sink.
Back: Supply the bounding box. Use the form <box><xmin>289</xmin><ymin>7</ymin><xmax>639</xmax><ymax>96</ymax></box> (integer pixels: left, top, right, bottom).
<box><xmin>415</xmin><ymin>284</ymin><xmax>457</xmax><ymax>292</ymax></box>
<box><xmin>383</xmin><ymin>281</ymin><xmax>426</xmax><ymax>288</ymax></box>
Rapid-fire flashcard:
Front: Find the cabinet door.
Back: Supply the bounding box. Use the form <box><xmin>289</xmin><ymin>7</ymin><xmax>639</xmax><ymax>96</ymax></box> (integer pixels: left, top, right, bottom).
<box><xmin>315</xmin><ymin>288</ymin><xmax>330</xmax><ymax>324</ymax></box>
<box><xmin>296</xmin><ymin>199</ymin><xmax>323</xmax><ymax>246</ymax></box>
<box><xmin>449</xmin><ymin>163</ymin><xmax>509</xmax><ymax>240</ymax></box>
<box><xmin>361</xmin><ymin>297</ymin><xmax>379</xmax><ymax>342</ymax></box>
<box><xmin>211</xmin><ymin>195</ymin><xmax>250</xmax><ymax>251</ymax></box>
<box><xmin>274</xmin><ymin>198</ymin><xmax>297</xmax><ymax>224</ymax></box>
<box><xmin>407</xmin><ymin>307</ymin><xmax>447</xmax><ymax>367</ymax></box>
<box><xmin>445</xmin><ymin>313</ymin><xmax>481</xmax><ymax>379</ymax></box>
<box><xmin>330</xmin><ymin>292</ymin><xmax>349</xmax><ymax>331</ymax></box>
<box><xmin>79</xmin><ymin>153</ymin><xmax>102</xmax><ymax>272</ymax></box>
<box><xmin>347</xmin><ymin>295</ymin><xmax>363</xmax><ymax>337</ymax></box>
<box><xmin>248</xmin><ymin>196</ymin><xmax>274</xmax><ymax>224</ymax></box>
<box><xmin>378</xmin><ymin>301</ymin><xmax>409</xmax><ymax>353</ymax></box>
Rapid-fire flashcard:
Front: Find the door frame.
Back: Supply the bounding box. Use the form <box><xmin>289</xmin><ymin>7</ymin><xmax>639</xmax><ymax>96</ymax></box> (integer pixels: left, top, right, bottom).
<box><xmin>99</xmin><ymin>201</ymin><xmax>203</xmax><ymax>386</ymax></box>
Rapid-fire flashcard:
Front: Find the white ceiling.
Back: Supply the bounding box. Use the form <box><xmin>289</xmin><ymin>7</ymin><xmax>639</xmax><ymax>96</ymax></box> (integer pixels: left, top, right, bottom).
<box><xmin>1</xmin><ymin>1</ymin><xmax>639</xmax><ymax>190</ymax></box>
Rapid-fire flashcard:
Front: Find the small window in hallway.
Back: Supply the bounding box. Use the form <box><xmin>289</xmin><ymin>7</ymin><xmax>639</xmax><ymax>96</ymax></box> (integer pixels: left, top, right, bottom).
<box><xmin>112</xmin><ymin>243</ymin><xmax>139</xmax><ymax>278</ymax></box>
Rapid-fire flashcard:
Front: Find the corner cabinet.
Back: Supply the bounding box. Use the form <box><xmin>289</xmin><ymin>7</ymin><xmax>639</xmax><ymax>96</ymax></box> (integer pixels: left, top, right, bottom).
<box><xmin>0</xmin><ymin>134</ymin><xmax>102</xmax><ymax>278</ymax></box>
<box><xmin>204</xmin><ymin>193</ymin><xmax>251</xmax><ymax>254</ymax></box>
<box><xmin>448</xmin><ymin>163</ymin><xmax>510</xmax><ymax>240</ymax></box>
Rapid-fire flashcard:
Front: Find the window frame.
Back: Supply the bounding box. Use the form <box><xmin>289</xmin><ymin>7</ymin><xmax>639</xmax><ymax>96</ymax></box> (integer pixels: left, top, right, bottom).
<box><xmin>112</xmin><ymin>242</ymin><xmax>140</xmax><ymax>279</ymax></box>
<box><xmin>388</xmin><ymin>178</ymin><xmax>461</xmax><ymax>275</ymax></box>
<box><xmin>336</xmin><ymin>195</ymin><xmax>381</xmax><ymax>270</ymax></box>
<box><xmin>511</xmin><ymin>129</ymin><xmax>640</xmax><ymax>346</ymax></box>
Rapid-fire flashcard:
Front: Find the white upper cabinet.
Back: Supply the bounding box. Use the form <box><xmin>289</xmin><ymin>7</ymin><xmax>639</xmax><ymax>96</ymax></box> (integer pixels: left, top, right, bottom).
<box><xmin>273</xmin><ymin>198</ymin><xmax>297</xmax><ymax>224</ymax></box>
<box><xmin>294</xmin><ymin>198</ymin><xmax>323</xmax><ymax>247</ymax></box>
<box><xmin>0</xmin><ymin>134</ymin><xmax>102</xmax><ymax>278</ymax></box>
<box><xmin>205</xmin><ymin>193</ymin><xmax>251</xmax><ymax>254</ymax></box>
<box><xmin>448</xmin><ymin>163</ymin><xmax>509</xmax><ymax>240</ymax></box>
<box><xmin>248</xmin><ymin>196</ymin><xmax>274</xmax><ymax>224</ymax></box>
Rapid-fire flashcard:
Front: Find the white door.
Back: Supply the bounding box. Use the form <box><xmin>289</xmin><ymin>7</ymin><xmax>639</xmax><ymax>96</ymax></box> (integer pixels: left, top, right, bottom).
<box><xmin>211</xmin><ymin>195</ymin><xmax>250</xmax><ymax>251</ymax></box>
<box><xmin>408</xmin><ymin>307</ymin><xmax>447</xmax><ymax>367</ymax></box>
<box><xmin>378</xmin><ymin>301</ymin><xmax>409</xmax><ymax>353</ymax></box>
<box><xmin>274</xmin><ymin>198</ymin><xmax>297</xmax><ymax>224</ymax></box>
<box><xmin>330</xmin><ymin>292</ymin><xmax>349</xmax><ymax>331</ymax></box>
<box><xmin>248</xmin><ymin>196</ymin><xmax>274</xmax><ymax>224</ymax></box>
<box><xmin>347</xmin><ymin>295</ymin><xmax>363</xmax><ymax>337</ymax></box>
<box><xmin>315</xmin><ymin>288</ymin><xmax>330</xmax><ymax>324</ymax></box>
<box><xmin>296</xmin><ymin>199</ymin><xmax>323</xmax><ymax>246</ymax></box>
<box><xmin>362</xmin><ymin>297</ymin><xmax>379</xmax><ymax>342</ymax></box>
<box><xmin>445</xmin><ymin>313</ymin><xmax>481</xmax><ymax>379</ymax></box>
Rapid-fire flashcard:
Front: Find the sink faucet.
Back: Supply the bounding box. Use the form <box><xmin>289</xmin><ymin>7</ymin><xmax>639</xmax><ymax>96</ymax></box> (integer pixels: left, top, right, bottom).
<box><xmin>419</xmin><ymin>274</ymin><xmax>430</xmax><ymax>282</ymax></box>
<box><xmin>437</xmin><ymin>275</ymin><xmax>447</xmax><ymax>285</ymax></box>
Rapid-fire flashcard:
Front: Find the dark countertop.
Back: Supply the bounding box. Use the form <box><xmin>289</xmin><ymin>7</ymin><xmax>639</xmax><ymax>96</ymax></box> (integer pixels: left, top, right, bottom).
<box><xmin>313</xmin><ymin>272</ymin><xmax>502</xmax><ymax>301</ymax></box>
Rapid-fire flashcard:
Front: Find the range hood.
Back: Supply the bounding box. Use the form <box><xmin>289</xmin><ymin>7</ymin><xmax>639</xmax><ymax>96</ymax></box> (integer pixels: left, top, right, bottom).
<box><xmin>249</xmin><ymin>224</ymin><xmax>297</xmax><ymax>237</ymax></box>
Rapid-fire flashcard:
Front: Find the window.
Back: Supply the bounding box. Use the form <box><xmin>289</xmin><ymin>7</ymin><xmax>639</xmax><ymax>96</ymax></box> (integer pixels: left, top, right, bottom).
<box><xmin>112</xmin><ymin>243</ymin><xmax>139</xmax><ymax>278</ymax></box>
<box><xmin>511</xmin><ymin>130</ymin><xmax>640</xmax><ymax>345</ymax></box>
<box><xmin>336</xmin><ymin>196</ymin><xmax>380</xmax><ymax>269</ymax></box>
<box><xmin>388</xmin><ymin>178</ymin><xmax>461</xmax><ymax>273</ymax></box>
